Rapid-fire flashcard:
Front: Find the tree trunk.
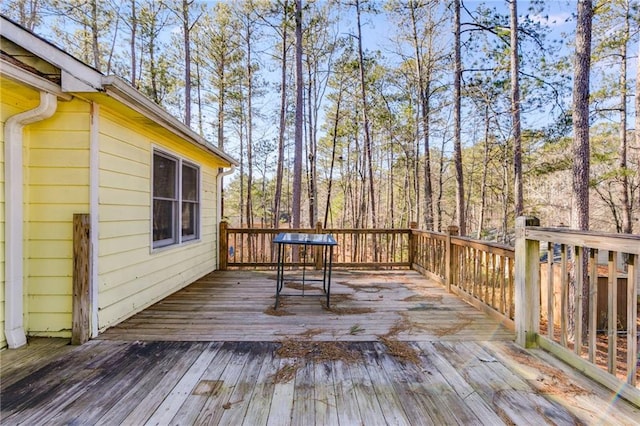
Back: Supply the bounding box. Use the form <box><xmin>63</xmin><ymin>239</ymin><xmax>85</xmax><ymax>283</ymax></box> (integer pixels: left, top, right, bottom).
<box><xmin>453</xmin><ymin>0</ymin><xmax>466</xmax><ymax>235</ymax></box>
<box><xmin>273</xmin><ymin>0</ymin><xmax>289</xmax><ymax>228</ymax></box>
<box><xmin>245</xmin><ymin>21</ymin><xmax>254</xmax><ymax>229</ymax></box>
<box><xmin>307</xmin><ymin>65</ymin><xmax>317</xmax><ymax>226</ymax></box>
<box><xmin>130</xmin><ymin>0</ymin><xmax>137</xmax><ymax>87</ymax></box>
<box><xmin>572</xmin><ymin>0</ymin><xmax>592</xmax><ymax>232</ymax></box>
<box><xmin>477</xmin><ymin>105</ymin><xmax>490</xmax><ymax>239</ymax></box>
<box><xmin>292</xmin><ymin>0</ymin><xmax>303</xmax><ymax>229</ymax></box>
<box><xmin>324</xmin><ymin>82</ymin><xmax>342</xmax><ymax>228</ymax></box>
<box><xmin>571</xmin><ymin>0</ymin><xmax>592</xmax><ymax>345</ymax></box>
<box><xmin>636</xmin><ymin>30</ymin><xmax>640</xmax><ymax>215</ymax></box>
<box><xmin>195</xmin><ymin>59</ymin><xmax>203</xmax><ymax>135</ymax></box>
<box><xmin>90</xmin><ymin>0</ymin><xmax>100</xmax><ymax>70</ymax></box>
<box><xmin>437</xmin><ymin>134</ymin><xmax>446</xmax><ymax>232</ymax></box>
<box><xmin>618</xmin><ymin>1</ymin><xmax>631</xmax><ymax>234</ymax></box>
<box><xmin>408</xmin><ymin>0</ymin><xmax>434</xmax><ymax>230</ymax></box>
<box><xmin>510</xmin><ymin>0</ymin><xmax>523</xmax><ymax>217</ymax></box>
<box><xmin>182</xmin><ymin>0</ymin><xmax>192</xmax><ymax>128</ymax></box>
<box><xmin>149</xmin><ymin>32</ymin><xmax>159</xmax><ymax>103</ymax></box>
<box><xmin>355</xmin><ymin>0</ymin><xmax>377</xmax><ymax>230</ymax></box>
<box><xmin>217</xmin><ymin>63</ymin><xmax>226</xmax><ymax>150</ymax></box>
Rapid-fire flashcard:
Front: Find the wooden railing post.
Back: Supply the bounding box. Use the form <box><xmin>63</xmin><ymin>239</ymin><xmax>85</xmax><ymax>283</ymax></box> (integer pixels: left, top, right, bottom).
<box><xmin>219</xmin><ymin>221</ymin><xmax>228</xmax><ymax>271</ymax></box>
<box><xmin>72</xmin><ymin>213</ymin><xmax>91</xmax><ymax>345</ymax></box>
<box><xmin>408</xmin><ymin>221</ymin><xmax>418</xmax><ymax>267</ymax></box>
<box><xmin>445</xmin><ymin>225</ymin><xmax>459</xmax><ymax>292</ymax></box>
<box><xmin>515</xmin><ymin>216</ymin><xmax>540</xmax><ymax>348</ymax></box>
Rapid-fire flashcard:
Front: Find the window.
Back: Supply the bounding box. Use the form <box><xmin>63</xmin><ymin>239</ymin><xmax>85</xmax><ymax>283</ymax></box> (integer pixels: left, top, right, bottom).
<box><xmin>153</xmin><ymin>150</ymin><xmax>200</xmax><ymax>248</ymax></box>
<box><xmin>181</xmin><ymin>163</ymin><xmax>199</xmax><ymax>241</ymax></box>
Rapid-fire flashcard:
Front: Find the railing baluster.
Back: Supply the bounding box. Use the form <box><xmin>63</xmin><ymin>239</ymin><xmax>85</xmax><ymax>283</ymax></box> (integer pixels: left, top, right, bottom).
<box><xmin>547</xmin><ymin>242</ymin><xmax>554</xmax><ymax>341</ymax></box>
<box><xmin>500</xmin><ymin>255</ymin><xmax>506</xmax><ymax>316</ymax></box>
<box><xmin>608</xmin><ymin>250</ymin><xmax>618</xmax><ymax>375</ymax></box>
<box><xmin>560</xmin><ymin>244</ymin><xmax>568</xmax><ymax>347</ymax></box>
<box><xmin>627</xmin><ymin>254</ymin><xmax>638</xmax><ymax>386</ymax></box>
<box><xmin>575</xmin><ymin>246</ymin><xmax>584</xmax><ymax>356</ymax></box>
<box><xmin>588</xmin><ymin>248</ymin><xmax>597</xmax><ymax>363</ymax></box>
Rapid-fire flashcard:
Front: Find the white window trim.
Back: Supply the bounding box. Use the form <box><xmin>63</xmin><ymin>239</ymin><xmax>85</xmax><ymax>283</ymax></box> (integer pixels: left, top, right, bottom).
<box><xmin>151</xmin><ymin>147</ymin><xmax>201</xmax><ymax>251</ymax></box>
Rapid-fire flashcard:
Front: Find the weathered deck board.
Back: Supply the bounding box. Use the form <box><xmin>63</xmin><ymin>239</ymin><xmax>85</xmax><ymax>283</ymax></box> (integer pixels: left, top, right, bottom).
<box><xmin>3</xmin><ymin>342</ymin><xmax>640</xmax><ymax>425</ymax></box>
<box><xmin>2</xmin><ymin>270</ymin><xmax>639</xmax><ymax>424</ymax></box>
<box><xmin>141</xmin><ymin>342</ymin><xmax>222</xmax><ymax>425</ymax></box>
<box><xmin>98</xmin><ymin>270</ymin><xmax>514</xmax><ymax>342</ymax></box>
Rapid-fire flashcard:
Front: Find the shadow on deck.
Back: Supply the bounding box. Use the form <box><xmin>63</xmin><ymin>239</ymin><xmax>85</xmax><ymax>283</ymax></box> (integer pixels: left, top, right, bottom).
<box><xmin>1</xmin><ymin>270</ymin><xmax>638</xmax><ymax>424</ymax></box>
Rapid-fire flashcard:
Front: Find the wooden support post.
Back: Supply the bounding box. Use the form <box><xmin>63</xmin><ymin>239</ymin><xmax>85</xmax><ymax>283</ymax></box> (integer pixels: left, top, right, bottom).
<box><xmin>515</xmin><ymin>216</ymin><xmax>540</xmax><ymax>348</ymax></box>
<box><xmin>72</xmin><ymin>213</ymin><xmax>90</xmax><ymax>345</ymax></box>
<box><xmin>408</xmin><ymin>221</ymin><xmax>418</xmax><ymax>267</ymax></box>
<box><xmin>445</xmin><ymin>225</ymin><xmax>459</xmax><ymax>293</ymax></box>
<box><xmin>219</xmin><ymin>221</ymin><xmax>228</xmax><ymax>271</ymax></box>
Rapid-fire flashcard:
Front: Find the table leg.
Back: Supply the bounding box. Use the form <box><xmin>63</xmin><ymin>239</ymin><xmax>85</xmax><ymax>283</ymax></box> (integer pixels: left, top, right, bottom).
<box><xmin>275</xmin><ymin>242</ymin><xmax>283</xmax><ymax>309</ymax></box>
<box><xmin>301</xmin><ymin>244</ymin><xmax>307</xmax><ymax>296</ymax></box>
<box><xmin>326</xmin><ymin>245</ymin><xmax>333</xmax><ymax>308</ymax></box>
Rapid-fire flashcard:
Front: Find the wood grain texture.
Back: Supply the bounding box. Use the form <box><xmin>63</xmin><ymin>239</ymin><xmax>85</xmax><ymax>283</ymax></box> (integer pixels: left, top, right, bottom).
<box><xmin>72</xmin><ymin>213</ymin><xmax>91</xmax><ymax>345</ymax></box>
<box><xmin>98</xmin><ymin>270</ymin><xmax>515</xmax><ymax>343</ymax></box>
<box><xmin>2</xmin><ymin>270</ymin><xmax>638</xmax><ymax>424</ymax></box>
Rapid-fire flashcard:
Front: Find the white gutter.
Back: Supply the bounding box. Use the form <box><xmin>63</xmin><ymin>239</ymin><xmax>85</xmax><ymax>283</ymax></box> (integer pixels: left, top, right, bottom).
<box><xmin>4</xmin><ymin>91</ymin><xmax>58</xmax><ymax>349</ymax></box>
<box><xmin>101</xmin><ymin>76</ymin><xmax>238</xmax><ymax>167</ymax></box>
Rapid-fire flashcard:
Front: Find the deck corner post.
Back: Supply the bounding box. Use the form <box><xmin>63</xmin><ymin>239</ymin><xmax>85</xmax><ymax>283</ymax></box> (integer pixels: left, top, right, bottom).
<box><xmin>408</xmin><ymin>221</ymin><xmax>418</xmax><ymax>267</ymax></box>
<box><xmin>72</xmin><ymin>213</ymin><xmax>91</xmax><ymax>345</ymax></box>
<box><xmin>219</xmin><ymin>220</ymin><xmax>228</xmax><ymax>271</ymax></box>
<box><xmin>515</xmin><ymin>216</ymin><xmax>540</xmax><ymax>348</ymax></box>
<box><xmin>446</xmin><ymin>225</ymin><xmax>459</xmax><ymax>292</ymax></box>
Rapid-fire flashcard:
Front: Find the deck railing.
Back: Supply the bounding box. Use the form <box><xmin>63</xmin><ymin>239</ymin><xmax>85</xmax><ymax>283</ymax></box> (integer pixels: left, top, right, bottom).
<box><xmin>220</xmin><ymin>221</ymin><xmax>516</xmax><ymax>325</ymax></box>
<box><xmin>218</xmin><ymin>218</ymin><xmax>639</xmax><ymax>403</ymax></box>
<box><xmin>411</xmin><ymin>226</ymin><xmax>516</xmax><ymax>327</ymax></box>
<box><xmin>219</xmin><ymin>221</ymin><xmax>412</xmax><ymax>270</ymax></box>
<box><xmin>515</xmin><ymin>216</ymin><xmax>639</xmax><ymax>405</ymax></box>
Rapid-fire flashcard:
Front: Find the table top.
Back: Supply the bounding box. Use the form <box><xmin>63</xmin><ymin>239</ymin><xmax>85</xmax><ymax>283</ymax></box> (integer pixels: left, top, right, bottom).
<box><xmin>273</xmin><ymin>232</ymin><xmax>337</xmax><ymax>246</ymax></box>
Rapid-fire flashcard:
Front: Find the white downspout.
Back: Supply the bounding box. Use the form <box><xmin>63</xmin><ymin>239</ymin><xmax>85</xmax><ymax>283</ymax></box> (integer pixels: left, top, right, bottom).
<box><xmin>216</xmin><ymin>165</ymin><xmax>235</xmax><ymax>268</ymax></box>
<box><xmin>89</xmin><ymin>102</ymin><xmax>99</xmax><ymax>337</ymax></box>
<box><xmin>4</xmin><ymin>92</ymin><xmax>58</xmax><ymax>348</ymax></box>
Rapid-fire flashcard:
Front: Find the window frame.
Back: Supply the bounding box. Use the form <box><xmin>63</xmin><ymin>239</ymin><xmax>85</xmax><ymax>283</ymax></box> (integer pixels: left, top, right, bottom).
<box><xmin>180</xmin><ymin>161</ymin><xmax>200</xmax><ymax>242</ymax></box>
<box><xmin>152</xmin><ymin>148</ymin><xmax>201</xmax><ymax>250</ymax></box>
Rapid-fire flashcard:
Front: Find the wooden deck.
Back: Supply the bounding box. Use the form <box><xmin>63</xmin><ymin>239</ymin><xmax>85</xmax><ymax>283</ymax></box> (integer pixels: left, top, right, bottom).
<box><xmin>2</xmin><ymin>270</ymin><xmax>639</xmax><ymax>424</ymax></box>
<box><xmin>98</xmin><ymin>270</ymin><xmax>514</xmax><ymax>342</ymax></box>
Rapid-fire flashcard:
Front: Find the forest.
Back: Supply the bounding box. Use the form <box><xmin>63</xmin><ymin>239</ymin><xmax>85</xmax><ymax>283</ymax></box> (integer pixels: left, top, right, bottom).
<box><xmin>3</xmin><ymin>0</ymin><xmax>638</xmax><ymax>241</ymax></box>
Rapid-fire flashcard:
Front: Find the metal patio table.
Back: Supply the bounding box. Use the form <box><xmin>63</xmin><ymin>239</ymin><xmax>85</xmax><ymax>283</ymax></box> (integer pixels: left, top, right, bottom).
<box><xmin>272</xmin><ymin>232</ymin><xmax>337</xmax><ymax>309</ymax></box>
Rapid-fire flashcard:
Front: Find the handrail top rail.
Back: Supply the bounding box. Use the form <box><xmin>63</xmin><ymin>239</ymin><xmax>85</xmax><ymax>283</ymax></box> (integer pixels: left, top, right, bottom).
<box><xmin>451</xmin><ymin>234</ymin><xmax>514</xmax><ymax>252</ymax></box>
<box><xmin>526</xmin><ymin>226</ymin><xmax>640</xmax><ymax>255</ymax></box>
<box><xmin>225</xmin><ymin>226</ymin><xmax>412</xmax><ymax>233</ymax></box>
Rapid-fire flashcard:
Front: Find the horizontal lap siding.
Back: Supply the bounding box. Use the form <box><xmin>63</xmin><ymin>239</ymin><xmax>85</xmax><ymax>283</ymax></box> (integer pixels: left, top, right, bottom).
<box><xmin>26</xmin><ymin>99</ymin><xmax>90</xmax><ymax>337</ymax></box>
<box><xmin>97</xmin><ymin>109</ymin><xmax>221</xmax><ymax>332</ymax></box>
<box><xmin>1</xmin><ymin>82</ymin><xmax>58</xmax><ymax>347</ymax></box>
<box><xmin>0</xmin><ymin>82</ymin><xmax>29</xmax><ymax>347</ymax></box>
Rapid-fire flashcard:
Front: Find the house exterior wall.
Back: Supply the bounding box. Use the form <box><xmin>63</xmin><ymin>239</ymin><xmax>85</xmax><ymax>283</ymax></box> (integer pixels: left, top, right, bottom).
<box><xmin>2</xmin><ymin>79</ymin><xmax>226</xmax><ymax>347</ymax></box>
<box><xmin>0</xmin><ymin>80</ymin><xmax>42</xmax><ymax>347</ymax></box>
<box><xmin>96</xmin><ymin>106</ymin><xmax>222</xmax><ymax>332</ymax></box>
<box><xmin>25</xmin><ymin>98</ymin><xmax>90</xmax><ymax>337</ymax></box>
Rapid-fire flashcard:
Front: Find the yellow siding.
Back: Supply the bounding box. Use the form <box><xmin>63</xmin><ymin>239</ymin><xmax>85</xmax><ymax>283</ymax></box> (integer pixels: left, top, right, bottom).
<box><xmin>25</xmin><ymin>98</ymin><xmax>90</xmax><ymax>337</ymax></box>
<box><xmin>97</xmin><ymin>107</ymin><xmax>223</xmax><ymax>331</ymax></box>
<box><xmin>1</xmin><ymin>76</ymin><xmax>228</xmax><ymax>345</ymax></box>
<box><xmin>0</xmin><ymin>80</ymin><xmax>41</xmax><ymax>348</ymax></box>
<box><xmin>26</xmin><ymin>313</ymin><xmax>71</xmax><ymax>337</ymax></box>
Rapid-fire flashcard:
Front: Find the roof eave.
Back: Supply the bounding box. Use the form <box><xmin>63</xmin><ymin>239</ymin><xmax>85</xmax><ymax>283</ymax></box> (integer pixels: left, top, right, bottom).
<box><xmin>101</xmin><ymin>76</ymin><xmax>237</xmax><ymax>167</ymax></box>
